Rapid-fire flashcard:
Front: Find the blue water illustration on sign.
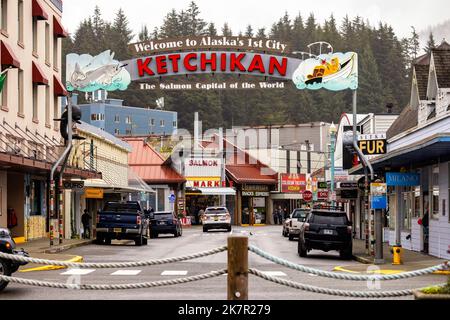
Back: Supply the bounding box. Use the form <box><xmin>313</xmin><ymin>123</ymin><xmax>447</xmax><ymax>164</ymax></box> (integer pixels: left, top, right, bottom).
<box><xmin>292</xmin><ymin>52</ymin><xmax>358</xmax><ymax>91</ymax></box>
<box><xmin>66</xmin><ymin>50</ymin><xmax>131</xmax><ymax>92</ymax></box>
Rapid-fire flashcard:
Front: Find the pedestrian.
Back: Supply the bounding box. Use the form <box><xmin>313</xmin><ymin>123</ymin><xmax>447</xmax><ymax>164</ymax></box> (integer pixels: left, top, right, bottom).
<box><xmin>81</xmin><ymin>209</ymin><xmax>92</xmax><ymax>239</ymax></box>
<box><xmin>198</xmin><ymin>208</ymin><xmax>205</xmax><ymax>225</ymax></box>
<box><xmin>278</xmin><ymin>206</ymin><xmax>283</xmax><ymax>225</ymax></box>
<box><xmin>283</xmin><ymin>207</ymin><xmax>289</xmax><ymax>221</ymax></box>
<box><xmin>420</xmin><ymin>210</ymin><xmax>429</xmax><ymax>253</ymax></box>
<box><xmin>273</xmin><ymin>207</ymin><xmax>279</xmax><ymax>225</ymax></box>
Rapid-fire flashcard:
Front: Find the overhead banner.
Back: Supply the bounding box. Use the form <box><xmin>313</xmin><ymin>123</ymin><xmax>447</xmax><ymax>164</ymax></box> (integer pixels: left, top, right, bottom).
<box><xmin>122</xmin><ymin>51</ymin><xmax>358</xmax><ymax>91</ymax></box>
<box><xmin>386</xmin><ymin>173</ymin><xmax>420</xmax><ymax>186</ymax></box>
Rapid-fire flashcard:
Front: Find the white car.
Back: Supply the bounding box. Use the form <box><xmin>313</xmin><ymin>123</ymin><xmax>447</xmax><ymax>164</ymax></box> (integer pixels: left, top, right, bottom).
<box><xmin>288</xmin><ymin>208</ymin><xmax>309</xmax><ymax>241</ymax></box>
<box><xmin>202</xmin><ymin>207</ymin><xmax>232</xmax><ymax>232</ymax></box>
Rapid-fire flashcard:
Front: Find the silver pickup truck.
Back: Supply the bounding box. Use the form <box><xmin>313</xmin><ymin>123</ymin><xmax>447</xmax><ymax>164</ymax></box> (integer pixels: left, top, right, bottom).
<box><xmin>287</xmin><ymin>208</ymin><xmax>309</xmax><ymax>241</ymax></box>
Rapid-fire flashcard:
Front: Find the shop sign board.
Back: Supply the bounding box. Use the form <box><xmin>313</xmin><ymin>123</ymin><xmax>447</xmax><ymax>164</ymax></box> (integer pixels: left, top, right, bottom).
<box><xmin>370</xmin><ymin>183</ymin><xmax>387</xmax><ymax>210</ymax></box>
<box><xmin>317</xmin><ymin>191</ymin><xmax>329</xmax><ymax>200</ymax></box>
<box><xmin>63</xmin><ymin>181</ymin><xmax>85</xmax><ymax>190</ymax></box>
<box><xmin>280</xmin><ymin>174</ymin><xmax>306</xmax><ymax>193</ymax></box>
<box><xmin>357</xmin><ymin>134</ymin><xmax>387</xmax><ymax>156</ymax></box>
<box><xmin>242</xmin><ymin>185</ymin><xmax>270</xmax><ymax>197</ymax></box>
<box><xmin>317</xmin><ymin>181</ymin><xmax>328</xmax><ymax>189</ymax></box>
<box><xmin>184</xmin><ymin>158</ymin><xmax>222</xmax><ymax>178</ymax></box>
<box><xmin>84</xmin><ymin>188</ymin><xmax>104</xmax><ymax>199</ymax></box>
<box><xmin>386</xmin><ymin>173</ymin><xmax>420</xmax><ymax>187</ymax></box>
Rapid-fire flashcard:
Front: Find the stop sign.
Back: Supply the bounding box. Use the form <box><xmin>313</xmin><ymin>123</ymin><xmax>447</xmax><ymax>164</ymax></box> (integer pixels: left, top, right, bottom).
<box><xmin>303</xmin><ymin>191</ymin><xmax>313</xmax><ymax>202</ymax></box>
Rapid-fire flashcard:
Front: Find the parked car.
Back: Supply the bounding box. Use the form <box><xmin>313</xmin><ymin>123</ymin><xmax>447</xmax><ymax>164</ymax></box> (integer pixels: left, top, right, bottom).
<box><xmin>287</xmin><ymin>208</ymin><xmax>309</xmax><ymax>241</ymax></box>
<box><xmin>202</xmin><ymin>207</ymin><xmax>232</xmax><ymax>232</ymax></box>
<box><xmin>150</xmin><ymin>211</ymin><xmax>182</xmax><ymax>238</ymax></box>
<box><xmin>298</xmin><ymin>207</ymin><xmax>353</xmax><ymax>259</ymax></box>
<box><xmin>96</xmin><ymin>201</ymin><xmax>150</xmax><ymax>246</ymax></box>
<box><xmin>0</xmin><ymin>228</ymin><xmax>29</xmax><ymax>291</ymax></box>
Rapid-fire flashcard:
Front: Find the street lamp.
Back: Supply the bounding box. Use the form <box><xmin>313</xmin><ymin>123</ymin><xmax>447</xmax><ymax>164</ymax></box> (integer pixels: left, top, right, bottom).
<box><xmin>329</xmin><ymin>122</ymin><xmax>337</xmax><ymax>206</ymax></box>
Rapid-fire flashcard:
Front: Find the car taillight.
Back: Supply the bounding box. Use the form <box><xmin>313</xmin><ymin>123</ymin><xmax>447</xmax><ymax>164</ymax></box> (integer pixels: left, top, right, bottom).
<box><xmin>347</xmin><ymin>226</ymin><xmax>352</xmax><ymax>234</ymax></box>
<box><xmin>136</xmin><ymin>216</ymin><xmax>142</xmax><ymax>225</ymax></box>
<box><xmin>304</xmin><ymin>223</ymin><xmax>310</xmax><ymax>231</ymax></box>
<box><xmin>173</xmin><ymin>219</ymin><xmax>178</xmax><ymax>224</ymax></box>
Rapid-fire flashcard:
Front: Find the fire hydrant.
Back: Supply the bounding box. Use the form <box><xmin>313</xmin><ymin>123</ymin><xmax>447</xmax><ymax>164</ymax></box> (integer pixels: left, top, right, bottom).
<box><xmin>391</xmin><ymin>246</ymin><xmax>403</xmax><ymax>265</ymax></box>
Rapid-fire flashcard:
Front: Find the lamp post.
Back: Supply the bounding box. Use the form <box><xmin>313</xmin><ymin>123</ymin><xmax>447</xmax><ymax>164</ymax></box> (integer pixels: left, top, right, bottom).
<box><xmin>329</xmin><ymin>123</ymin><xmax>337</xmax><ymax>206</ymax></box>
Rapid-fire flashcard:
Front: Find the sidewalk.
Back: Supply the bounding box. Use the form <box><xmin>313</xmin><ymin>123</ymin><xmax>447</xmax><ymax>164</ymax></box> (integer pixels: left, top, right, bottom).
<box><xmin>334</xmin><ymin>239</ymin><xmax>450</xmax><ymax>274</ymax></box>
<box><xmin>14</xmin><ymin>238</ymin><xmax>92</xmax><ymax>272</ymax></box>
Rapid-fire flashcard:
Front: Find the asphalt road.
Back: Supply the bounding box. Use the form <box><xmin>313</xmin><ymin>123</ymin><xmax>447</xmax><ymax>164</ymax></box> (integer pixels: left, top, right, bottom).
<box><xmin>0</xmin><ymin>226</ymin><xmax>447</xmax><ymax>300</ymax></box>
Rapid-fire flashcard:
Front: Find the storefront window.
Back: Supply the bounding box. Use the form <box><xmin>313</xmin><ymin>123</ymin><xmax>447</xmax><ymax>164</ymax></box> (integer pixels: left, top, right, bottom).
<box><xmin>402</xmin><ymin>191</ymin><xmax>413</xmax><ymax>231</ymax></box>
<box><xmin>431</xmin><ymin>165</ymin><xmax>439</xmax><ymax>219</ymax></box>
<box><xmin>30</xmin><ymin>180</ymin><xmax>42</xmax><ymax>216</ymax></box>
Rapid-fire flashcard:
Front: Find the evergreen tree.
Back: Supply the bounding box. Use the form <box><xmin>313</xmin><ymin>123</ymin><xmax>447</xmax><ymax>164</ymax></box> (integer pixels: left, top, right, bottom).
<box><xmin>425</xmin><ymin>32</ymin><xmax>436</xmax><ymax>53</ymax></box>
<box><xmin>186</xmin><ymin>1</ymin><xmax>207</xmax><ymax>36</ymax></box>
<box><xmin>245</xmin><ymin>25</ymin><xmax>254</xmax><ymax>37</ymax></box>
<box><xmin>138</xmin><ymin>25</ymin><xmax>150</xmax><ymax>41</ymax></box>
<box><xmin>207</xmin><ymin>23</ymin><xmax>218</xmax><ymax>36</ymax></box>
<box><xmin>222</xmin><ymin>23</ymin><xmax>232</xmax><ymax>36</ymax></box>
<box><xmin>110</xmin><ymin>9</ymin><xmax>133</xmax><ymax>60</ymax></box>
<box><xmin>160</xmin><ymin>9</ymin><xmax>181</xmax><ymax>38</ymax></box>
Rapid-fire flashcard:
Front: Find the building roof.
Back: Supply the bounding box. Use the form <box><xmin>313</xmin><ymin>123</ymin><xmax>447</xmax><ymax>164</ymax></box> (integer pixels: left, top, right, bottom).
<box><xmin>432</xmin><ymin>43</ymin><xmax>450</xmax><ymax>88</ymax></box>
<box><xmin>226</xmin><ymin>165</ymin><xmax>278</xmax><ymax>185</ymax></box>
<box><xmin>386</xmin><ymin>105</ymin><xmax>418</xmax><ymax>140</ymax></box>
<box><xmin>123</xmin><ymin>137</ymin><xmax>185</xmax><ymax>184</ymax></box>
<box><xmin>414</xmin><ymin>64</ymin><xmax>430</xmax><ymax>100</ymax></box>
<box><xmin>77</xmin><ymin>122</ymin><xmax>132</xmax><ymax>152</ymax></box>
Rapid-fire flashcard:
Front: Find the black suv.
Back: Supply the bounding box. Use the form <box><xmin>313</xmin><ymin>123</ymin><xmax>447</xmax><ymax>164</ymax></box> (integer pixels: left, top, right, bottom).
<box><xmin>298</xmin><ymin>208</ymin><xmax>353</xmax><ymax>259</ymax></box>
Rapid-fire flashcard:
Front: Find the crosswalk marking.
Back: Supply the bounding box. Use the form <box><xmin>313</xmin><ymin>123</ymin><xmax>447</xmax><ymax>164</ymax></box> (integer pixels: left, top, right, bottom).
<box><xmin>261</xmin><ymin>271</ymin><xmax>287</xmax><ymax>277</ymax></box>
<box><xmin>111</xmin><ymin>270</ymin><xmax>142</xmax><ymax>276</ymax></box>
<box><xmin>61</xmin><ymin>269</ymin><xmax>96</xmax><ymax>276</ymax></box>
<box><xmin>161</xmin><ymin>270</ymin><xmax>188</xmax><ymax>276</ymax></box>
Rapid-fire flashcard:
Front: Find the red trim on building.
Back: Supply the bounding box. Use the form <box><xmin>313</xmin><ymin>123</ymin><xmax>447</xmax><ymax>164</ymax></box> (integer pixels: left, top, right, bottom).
<box><xmin>32</xmin><ymin>0</ymin><xmax>49</xmax><ymax>21</ymax></box>
<box><xmin>1</xmin><ymin>41</ymin><xmax>21</xmax><ymax>68</ymax></box>
<box><xmin>53</xmin><ymin>16</ymin><xmax>68</xmax><ymax>38</ymax></box>
<box><xmin>32</xmin><ymin>62</ymin><xmax>49</xmax><ymax>85</ymax></box>
<box><xmin>53</xmin><ymin>75</ymin><xmax>67</xmax><ymax>96</ymax></box>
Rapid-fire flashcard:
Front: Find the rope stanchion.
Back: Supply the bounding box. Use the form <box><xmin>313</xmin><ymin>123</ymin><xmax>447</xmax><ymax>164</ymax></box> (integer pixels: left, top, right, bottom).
<box><xmin>0</xmin><ymin>246</ymin><xmax>227</xmax><ymax>269</ymax></box>
<box><xmin>0</xmin><ymin>269</ymin><xmax>227</xmax><ymax>290</ymax></box>
<box><xmin>248</xmin><ymin>268</ymin><xmax>447</xmax><ymax>298</ymax></box>
<box><xmin>249</xmin><ymin>245</ymin><xmax>450</xmax><ymax>281</ymax></box>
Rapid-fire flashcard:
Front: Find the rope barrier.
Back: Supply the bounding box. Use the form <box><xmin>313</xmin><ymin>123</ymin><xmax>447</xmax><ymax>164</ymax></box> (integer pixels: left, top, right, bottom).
<box><xmin>248</xmin><ymin>268</ymin><xmax>447</xmax><ymax>298</ymax></box>
<box><xmin>0</xmin><ymin>246</ymin><xmax>227</xmax><ymax>269</ymax></box>
<box><xmin>0</xmin><ymin>269</ymin><xmax>227</xmax><ymax>290</ymax></box>
<box><xmin>249</xmin><ymin>245</ymin><xmax>450</xmax><ymax>281</ymax></box>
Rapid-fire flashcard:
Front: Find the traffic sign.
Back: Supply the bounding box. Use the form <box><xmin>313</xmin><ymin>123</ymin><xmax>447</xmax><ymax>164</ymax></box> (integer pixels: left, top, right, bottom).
<box><xmin>371</xmin><ymin>183</ymin><xmax>387</xmax><ymax>209</ymax></box>
<box><xmin>302</xmin><ymin>190</ymin><xmax>313</xmax><ymax>202</ymax></box>
<box><xmin>168</xmin><ymin>194</ymin><xmax>176</xmax><ymax>203</ymax></box>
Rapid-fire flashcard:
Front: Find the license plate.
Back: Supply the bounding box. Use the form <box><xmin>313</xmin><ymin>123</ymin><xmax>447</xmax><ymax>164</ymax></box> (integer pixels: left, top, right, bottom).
<box><xmin>158</xmin><ymin>221</ymin><xmax>166</xmax><ymax>225</ymax></box>
<box><xmin>114</xmin><ymin>228</ymin><xmax>122</xmax><ymax>233</ymax></box>
<box><xmin>324</xmin><ymin>229</ymin><xmax>333</xmax><ymax>235</ymax></box>
<box><xmin>214</xmin><ymin>217</ymin><xmax>219</xmax><ymax>221</ymax></box>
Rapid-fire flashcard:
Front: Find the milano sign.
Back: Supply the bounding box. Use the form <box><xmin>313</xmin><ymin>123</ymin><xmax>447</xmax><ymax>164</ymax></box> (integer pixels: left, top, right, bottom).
<box><xmin>66</xmin><ymin>36</ymin><xmax>358</xmax><ymax>93</ymax></box>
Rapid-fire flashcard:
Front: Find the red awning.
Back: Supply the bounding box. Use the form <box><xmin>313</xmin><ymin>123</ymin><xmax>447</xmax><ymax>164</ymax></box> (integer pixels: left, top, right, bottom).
<box><xmin>53</xmin><ymin>16</ymin><xmax>68</xmax><ymax>38</ymax></box>
<box><xmin>53</xmin><ymin>75</ymin><xmax>67</xmax><ymax>96</ymax></box>
<box><xmin>1</xmin><ymin>41</ymin><xmax>21</xmax><ymax>68</ymax></box>
<box><xmin>32</xmin><ymin>62</ymin><xmax>49</xmax><ymax>85</ymax></box>
<box><xmin>32</xmin><ymin>0</ymin><xmax>49</xmax><ymax>21</ymax></box>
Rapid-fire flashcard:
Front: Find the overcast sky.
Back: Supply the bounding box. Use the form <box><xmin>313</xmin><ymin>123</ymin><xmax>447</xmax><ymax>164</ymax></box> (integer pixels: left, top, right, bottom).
<box><xmin>62</xmin><ymin>0</ymin><xmax>449</xmax><ymax>41</ymax></box>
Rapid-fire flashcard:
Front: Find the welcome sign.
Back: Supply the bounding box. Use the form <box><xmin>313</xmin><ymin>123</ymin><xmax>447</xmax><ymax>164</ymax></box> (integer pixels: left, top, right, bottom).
<box><xmin>67</xmin><ymin>40</ymin><xmax>358</xmax><ymax>92</ymax></box>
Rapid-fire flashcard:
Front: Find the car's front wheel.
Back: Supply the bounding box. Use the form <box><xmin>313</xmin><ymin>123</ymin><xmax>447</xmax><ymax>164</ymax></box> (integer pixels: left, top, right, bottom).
<box><xmin>203</xmin><ymin>226</ymin><xmax>208</xmax><ymax>233</ymax></box>
<box><xmin>135</xmin><ymin>235</ymin><xmax>143</xmax><ymax>246</ymax></box>
<box><xmin>288</xmin><ymin>233</ymin><xmax>295</xmax><ymax>241</ymax></box>
<box><xmin>298</xmin><ymin>238</ymin><xmax>307</xmax><ymax>257</ymax></box>
<box><xmin>0</xmin><ymin>259</ymin><xmax>11</xmax><ymax>291</ymax></box>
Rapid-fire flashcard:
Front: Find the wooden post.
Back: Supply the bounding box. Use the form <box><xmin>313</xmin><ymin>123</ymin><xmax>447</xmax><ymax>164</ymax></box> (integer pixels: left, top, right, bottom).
<box><xmin>227</xmin><ymin>236</ymin><xmax>248</xmax><ymax>300</ymax></box>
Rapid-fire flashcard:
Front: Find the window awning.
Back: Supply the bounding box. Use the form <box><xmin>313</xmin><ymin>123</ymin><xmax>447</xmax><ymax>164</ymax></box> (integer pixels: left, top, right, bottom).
<box><xmin>53</xmin><ymin>16</ymin><xmax>68</xmax><ymax>38</ymax></box>
<box><xmin>32</xmin><ymin>62</ymin><xmax>49</xmax><ymax>86</ymax></box>
<box><xmin>32</xmin><ymin>0</ymin><xmax>49</xmax><ymax>21</ymax></box>
<box><xmin>186</xmin><ymin>187</ymin><xmax>236</xmax><ymax>196</ymax></box>
<box><xmin>1</xmin><ymin>41</ymin><xmax>21</xmax><ymax>69</ymax></box>
<box><xmin>53</xmin><ymin>75</ymin><xmax>67</xmax><ymax>96</ymax></box>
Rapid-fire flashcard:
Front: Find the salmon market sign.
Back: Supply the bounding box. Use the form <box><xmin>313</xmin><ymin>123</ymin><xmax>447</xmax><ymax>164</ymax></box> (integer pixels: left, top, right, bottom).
<box><xmin>66</xmin><ymin>40</ymin><xmax>358</xmax><ymax>92</ymax></box>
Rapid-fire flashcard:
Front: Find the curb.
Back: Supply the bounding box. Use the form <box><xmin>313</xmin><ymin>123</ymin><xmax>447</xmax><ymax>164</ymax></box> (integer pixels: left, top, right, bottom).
<box><xmin>352</xmin><ymin>254</ymin><xmax>373</xmax><ymax>264</ymax></box>
<box><xmin>19</xmin><ymin>255</ymin><xmax>84</xmax><ymax>273</ymax></box>
<box><xmin>413</xmin><ymin>290</ymin><xmax>450</xmax><ymax>300</ymax></box>
<box><xmin>43</xmin><ymin>240</ymin><xmax>93</xmax><ymax>254</ymax></box>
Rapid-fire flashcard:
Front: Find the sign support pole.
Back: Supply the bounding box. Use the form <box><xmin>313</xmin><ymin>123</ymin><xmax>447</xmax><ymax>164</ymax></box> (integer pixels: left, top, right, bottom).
<box><xmin>375</xmin><ymin>208</ymin><xmax>384</xmax><ymax>264</ymax></box>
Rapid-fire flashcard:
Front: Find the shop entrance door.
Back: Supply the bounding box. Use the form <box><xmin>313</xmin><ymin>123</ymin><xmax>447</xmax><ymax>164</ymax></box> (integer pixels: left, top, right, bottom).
<box><xmin>241</xmin><ymin>197</ymin><xmax>252</xmax><ymax>225</ymax></box>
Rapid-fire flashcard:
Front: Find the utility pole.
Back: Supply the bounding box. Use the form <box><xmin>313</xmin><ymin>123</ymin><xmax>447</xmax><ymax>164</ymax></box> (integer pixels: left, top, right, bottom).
<box><xmin>329</xmin><ymin>123</ymin><xmax>337</xmax><ymax>206</ymax></box>
<box><xmin>305</xmin><ymin>140</ymin><xmax>311</xmax><ymax>174</ymax></box>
